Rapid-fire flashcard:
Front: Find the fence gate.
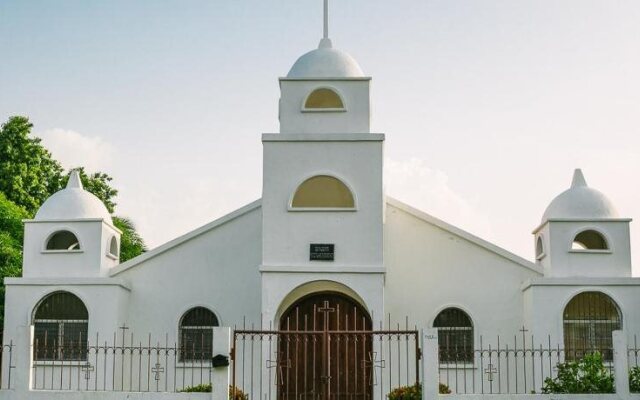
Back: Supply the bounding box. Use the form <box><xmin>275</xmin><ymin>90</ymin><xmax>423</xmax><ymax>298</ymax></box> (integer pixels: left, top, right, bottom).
<box><xmin>232</xmin><ymin>295</ymin><xmax>421</xmax><ymax>400</ymax></box>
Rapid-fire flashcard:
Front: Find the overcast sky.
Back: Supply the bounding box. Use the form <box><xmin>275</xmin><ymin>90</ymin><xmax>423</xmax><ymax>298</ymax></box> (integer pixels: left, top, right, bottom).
<box><xmin>1</xmin><ymin>1</ymin><xmax>639</xmax><ymax>274</ymax></box>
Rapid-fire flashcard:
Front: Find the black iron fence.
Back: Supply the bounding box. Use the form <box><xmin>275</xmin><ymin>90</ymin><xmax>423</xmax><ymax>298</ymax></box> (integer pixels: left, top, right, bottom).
<box><xmin>31</xmin><ymin>332</ymin><xmax>212</xmax><ymax>392</ymax></box>
<box><xmin>437</xmin><ymin>334</ymin><xmax>622</xmax><ymax>394</ymax></box>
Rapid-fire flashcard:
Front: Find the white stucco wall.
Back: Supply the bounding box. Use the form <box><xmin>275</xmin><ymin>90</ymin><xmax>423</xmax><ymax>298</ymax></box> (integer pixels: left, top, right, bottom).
<box><xmin>383</xmin><ymin>200</ymin><xmax>542</xmax><ymax>338</ymax></box>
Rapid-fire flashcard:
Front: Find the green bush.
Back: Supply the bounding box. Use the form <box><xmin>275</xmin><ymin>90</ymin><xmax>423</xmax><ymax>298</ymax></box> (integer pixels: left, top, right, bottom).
<box><xmin>387</xmin><ymin>382</ymin><xmax>451</xmax><ymax>399</ymax></box>
<box><xmin>630</xmin><ymin>366</ymin><xmax>640</xmax><ymax>393</ymax></box>
<box><xmin>542</xmin><ymin>352</ymin><xmax>614</xmax><ymax>394</ymax></box>
<box><xmin>179</xmin><ymin>384</ymin><xmax>247</xmax><ymax>399</ymax></box>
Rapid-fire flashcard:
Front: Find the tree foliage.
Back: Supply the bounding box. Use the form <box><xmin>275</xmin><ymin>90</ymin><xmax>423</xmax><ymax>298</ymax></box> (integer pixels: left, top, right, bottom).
<box><xmin>542</xmin><ymin>352</ymin><xmax>614</xmax><ymax>394</ymax></box>
<box><xmin>0</xmin><ymin>116</ymin><xmax>64</xmax><ymax>214</ymax></box>
<box><xmin>113</xmin><ymin>216</ymin><xmax>147</xmax><ymax>263</ymax></box>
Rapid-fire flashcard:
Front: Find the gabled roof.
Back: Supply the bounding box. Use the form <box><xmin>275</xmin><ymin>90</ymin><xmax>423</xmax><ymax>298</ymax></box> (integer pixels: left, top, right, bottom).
<box><xmin>110</xmin><ymin>199</ymin><xmax>261</xmax><ymax>276</ymax></box>
<box><xmin>386</xmin><ymin>197</ymin><xmax>543</xmax><ymax>275</ymax></box>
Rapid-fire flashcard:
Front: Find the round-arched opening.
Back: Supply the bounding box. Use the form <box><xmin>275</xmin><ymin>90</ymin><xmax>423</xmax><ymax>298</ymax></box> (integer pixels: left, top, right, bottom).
<box><xmin>108</xmin><ymin>236</ymin><xmax>119</xmax><ymax>257</ymax></box>
<box><xmin>179</xmin><ymin>307</ymin><xmax>219</xmax><ymax>362</ymax></box>
<box><xmin>303</xmin><ymin>88</ymin><xmax>345</xmax><ymax>110</ymax></box>
<box><xmin>571</xmin><ymin>230</ymin><xmax>608</xmax><ymax>250</ymax></box>
<box><xmin>33</xmin><ymin>291</ymin><xmax>88</xmax><ymax>361</ymax></box>
<box><xmin>563</xmin><ymin>291</ymin><xmax>621</xmax><ymax>361</ymax></box>
<box><xmin>46</xmin><ymin>230</ymin><xmax>80</xmax><ymax>251</ymax></box>
<box><xmin>290</xmin><ymin>175</ymin><xmax>355</xmax><ymax>209</ymax></box>
<box><xmin>536</xmin><ymin>236</ymin><xmax>545</xmax><ymax>259</ymax></box>
<box><xmin>278</xmin><ymin>291</ymin><xmax>373</xmax><ymax>400</ymax></box>
<box><xmin>433</xmin><ymin>307</ymin><xmax>474</xmax><ymax>363</ymax></box>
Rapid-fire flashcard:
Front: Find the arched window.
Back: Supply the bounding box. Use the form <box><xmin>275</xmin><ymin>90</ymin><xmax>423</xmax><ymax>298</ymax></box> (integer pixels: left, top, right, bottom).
<box><xmin>291</xmin><ymin>175</ymin><xmax>355</xmax><ymax>209</ymax></box>
<box><xmin>563</xmin><ymin>291</ymin><xmax>621</xmax><ymax>361</ymax></box>
<box><xmin>303</xmin><ymin>88</ymin><xmax>345</xmax><ymax>110</ymax></box>
<box><xmin>536</xmin><ymin>236</ymin><xmax>545</xmax><ymax>259</ymax></box>
<box><xmin>33</xmin><ymin>292</ymin><xmax>88</xmax><ymax>361</ymax></box>
<box><xmin>108</xmin><ymin>236</ymin><xmax>119</xmax><ymax>257</ymax></box>
<box><xmin>571</xmin><ymin>230</ymin><xmax>608</xmax><ymax>250</ymax></box>
<box><xmin>46</xmin><ymin>230</ymin><xmax>80</xmax><ymax>251</ymax></box>
<box><xmin>179</xmin><ymin>307</ymin><xmax>219</xmax><ymax>362</ymax></box>
<box><xmin>433</xmin><ymin>308</ymin><xmax>474</xmax><ymax>363</ymax></box>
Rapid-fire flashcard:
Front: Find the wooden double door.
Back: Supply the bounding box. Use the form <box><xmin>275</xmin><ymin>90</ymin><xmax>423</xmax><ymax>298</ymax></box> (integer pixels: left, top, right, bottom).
<box><xmin>278</xmin><ymin>292</ymin><xmax>373</xmax><ymax>400</ymax></box>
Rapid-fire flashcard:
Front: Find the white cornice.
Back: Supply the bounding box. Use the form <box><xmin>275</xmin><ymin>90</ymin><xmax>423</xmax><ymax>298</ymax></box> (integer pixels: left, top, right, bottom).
<box><xmin>23</xmin><ymin>218</ymin><xmax>123</xmax><ymax>234</ymax></box>
<box><xmin>262</xmin><ymin>133</ymin><xmax>384</xmax><ymax>142</ymax></box>
<box><xmin>532</xmin><ymin>218</ymin><xmax>632</xmax><ymax>235</ymax></box>
<box><xmin>4</xmin><ymin>277</ymin><xmax>131</xmax><ymax>291</ymax></box>
<box><xmin>260</xmin><ymin>265</ymin><xmax>385</xmax><ymax>274</ymax></box>
<box><xmin>521</xmin><ymin>277</ymin><xmax>640</xmax><ymax>291</ymax></box>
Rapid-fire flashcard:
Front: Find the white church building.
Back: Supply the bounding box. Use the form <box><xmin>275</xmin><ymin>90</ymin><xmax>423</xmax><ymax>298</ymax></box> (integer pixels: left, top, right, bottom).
<box><xmin>2</xmin><ymin>7</ymin><xmax>639</xmax><ymax>399</ymax></box>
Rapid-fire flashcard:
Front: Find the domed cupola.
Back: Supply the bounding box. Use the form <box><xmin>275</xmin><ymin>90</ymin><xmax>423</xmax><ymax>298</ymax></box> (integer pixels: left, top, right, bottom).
<box><xmin>278</xmin><ymin>2</ymin><xmax>371</xmax><ymax>135</ymax></box>
<box><xmin>35</xmin><ymin>170</ymin><xmax>113</xmax><ymax>223</ymax></box>
<box><xmin>541</xmin><ymin>169</ymin><xmax>618</xmax><ymax>223</ymax></box>
<box><xmin>533</xmin><ymin>169</ymin><xmax>631</xmax><ymax>278</ymax></box>
<box><xmin>287</xmin><ymin>38</ymin><xmax>364</xmax><ymax>79</ymax></box>
<box><xmin>22</xmin><ymin>170</ymin><xmax>121</xmax><ymax>278</ymax></box>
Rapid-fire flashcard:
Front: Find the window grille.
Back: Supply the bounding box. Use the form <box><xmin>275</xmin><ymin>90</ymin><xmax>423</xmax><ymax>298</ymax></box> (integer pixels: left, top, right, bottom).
<box><xmin>563</xmin><ymin>291</ymin><xmax>621</xmax><ymax>361</ymax></box>
<box><xmin>433</xmin><ymin>307</ymin><xmax>474</xmax><ymax>363</ymax></box>
<box><xmin>179</xmin><ymin>307</ymin><xmax>218</xmax><ymax>362</ymax></box>
<box><xmin>291</xmin><ymin>175</ymin><xmax>355</xmax><ymax>209</ymax></box>
<box><xmin>33</xmin><ymin>292</ymin><xmax>88</xmax><ymax>361</ymax></box>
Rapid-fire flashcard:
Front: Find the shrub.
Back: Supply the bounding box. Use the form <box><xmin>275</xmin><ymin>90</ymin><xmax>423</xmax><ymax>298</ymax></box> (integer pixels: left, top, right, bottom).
<box><xmin>630</xmin><ymin>366</ymin><xmax>640</xmax><ymax>393</ymax></box>
<box><xmin>542</xmin><ymin>352</ymin><xmax>614</xmax><ymax>394</ymax></box>
<box><xmin>388</xmin><ymin>383</ymin><xmax>451</xmax><ymax>399</ymax></box>
<box><xmin>179</xmin><ymin>384</ymin><xmax>248</xmax><ymax>399</ymax></box>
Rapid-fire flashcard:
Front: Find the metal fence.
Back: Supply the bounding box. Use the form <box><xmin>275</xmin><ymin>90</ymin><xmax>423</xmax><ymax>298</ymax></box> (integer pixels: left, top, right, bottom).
<box><xmin>0</xmin><ymin>335</ymin><xmax>14</xmax><ymax>389</ymax></box>
<box><xmin>31</xmin><ymin>332</ymin><xmax>212</xmax><ymax>392</ymax></box>
<box><xmin>438</xmin><ymin>334</ymin><xmax>619</xmax><ymax>395</ymax></box>
<box><xmin>232</xmin><ymin>321</ymin><xmax>421</xmax><ymax>400</ymax></box>
<box><xmin>630</xmin><ymin>334</ymin><xmax>640</xmax><ymax>393</ymax></box>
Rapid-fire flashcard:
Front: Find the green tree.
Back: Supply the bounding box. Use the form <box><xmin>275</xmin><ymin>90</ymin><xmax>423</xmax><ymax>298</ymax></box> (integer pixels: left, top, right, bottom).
<box><xmin>0</xmin><ymin>193</ymin><xmax>29</xmax><ymax>326</ymax></box>
<box><xmin>113</xmin><ymin>216</ymin><xmax>147</xmax><ymax>263</ymax></box>
<box><xmin>0</xmin><ymin>116</ymin><xmax>64</xmax><ymax>214</ymax></box>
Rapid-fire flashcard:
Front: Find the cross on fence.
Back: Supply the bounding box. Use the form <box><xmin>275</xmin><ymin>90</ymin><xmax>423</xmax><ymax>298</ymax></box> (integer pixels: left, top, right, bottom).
<box><xmin>362</xmin><ymin>351</ymin><xmax>385</xmax><ymax>385</ymax></box>
<box><xmin>266</xmin><ymin>352</ymin><xmax>291</xmax><ymax>385</ymax></box>
<box><xmin>81</xmin><ymin>362</ymin><xmax>94</xmax><ymax>380</ymax></box>
<box><xmin>152</xmin><ymin>363</ymin><xmax>164</xmax><ymax>381</ymax></box>
<box><xmin>484</xmin><ymin>363</ymin><xmax>497</xmax><ymax>382</ymax></box>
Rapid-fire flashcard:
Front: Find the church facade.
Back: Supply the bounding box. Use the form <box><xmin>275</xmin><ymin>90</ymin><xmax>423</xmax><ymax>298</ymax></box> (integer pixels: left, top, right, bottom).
<box><xmin>2</xmin><ymin>20</ymin><xmax>639</xmax><ymax>399</ymax></box>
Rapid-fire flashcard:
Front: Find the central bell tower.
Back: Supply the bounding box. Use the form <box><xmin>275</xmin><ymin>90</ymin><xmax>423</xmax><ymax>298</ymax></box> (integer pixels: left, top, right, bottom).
<box><xmin>260</xmin><ymin>1</ymin><xmax>385</xmax><ymax>328</ymax></box>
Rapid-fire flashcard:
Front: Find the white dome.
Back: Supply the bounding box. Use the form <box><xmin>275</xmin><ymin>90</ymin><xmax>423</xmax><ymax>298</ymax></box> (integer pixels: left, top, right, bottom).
<box><xmin>287</xmin><ymin>39</ymin><xmax>364</xmax><ymax>78</ymax></box>
<box><xmin>541</xmin><ymin>169</ymin><xmax>618</xmax><ymax>223</ymax></box>
<box><xmin>35</xmin><ymin>170</ymin><xmax>113</xmax><ymax>223</ymax></box>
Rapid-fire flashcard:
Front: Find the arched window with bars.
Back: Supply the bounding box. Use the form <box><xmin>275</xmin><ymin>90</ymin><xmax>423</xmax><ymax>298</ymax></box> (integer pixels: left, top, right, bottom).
<box><xmin>33</xmin><ymin>291</ymin><xmax>89</xmax><ymax>361</ymax></box>
<box><xmin>433</xmin><ymin>307</ymin><xmax>474</xmax><ymax>363</ymax></box>
<box><xmin>563</xmin><ymin>291</ymin><xmax>621</xmax><ymax>361</ymax></box>
<box><xmin>179</xmin><ymin>307</ymin><xmax>219</xmax><ymax>362</ymax></box>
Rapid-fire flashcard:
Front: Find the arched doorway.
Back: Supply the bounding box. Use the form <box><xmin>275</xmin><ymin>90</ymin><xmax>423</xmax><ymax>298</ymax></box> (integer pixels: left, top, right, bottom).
<box><xmin>278</xmin><ymin>291</ymin><xmax>373</xmax><ymax>400</ymax></box>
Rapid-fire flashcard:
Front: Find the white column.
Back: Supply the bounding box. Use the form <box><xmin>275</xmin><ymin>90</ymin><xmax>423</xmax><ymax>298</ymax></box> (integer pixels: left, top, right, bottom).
<box><xmin>9</xmin><ymin>325</ymin><xmax>33</xmax><ymax>393</ymax></box>
<box><xmin>422</xmin><ymin>329</ymin><xmax>439</xmax><ymax>400</ymax></box>
<box><xmin>613</xmin><ymin>330</ymin><xmax>629</xmax><ymax>398</ymax></box>
<box><xmin>212</xmin><ymin>327</ymin><xmax>231</xmax><ymax>400</ymax></box>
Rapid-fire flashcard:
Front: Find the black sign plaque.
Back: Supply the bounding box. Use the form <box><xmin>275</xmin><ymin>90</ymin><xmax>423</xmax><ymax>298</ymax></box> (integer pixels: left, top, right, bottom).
<box><xmin>310</xmin><ymin>244</ymin><xmax>335</xmax><ymax>261</ymax></box>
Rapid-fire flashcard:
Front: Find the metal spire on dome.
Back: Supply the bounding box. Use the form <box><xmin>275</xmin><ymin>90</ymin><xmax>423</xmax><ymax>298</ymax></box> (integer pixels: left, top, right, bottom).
<box><xmin>318</xmin><ymin>0</ymin><xmax>333</xmax><ymax>49</ymax></box>
<box><xmin>570</xmin><ymin>168</ymin><xmax>587</xmax><ymax>188</ymax></box>
<box><xmin>67</xmin><ymin>169</ymin><xmax>84</xmax><ymax>189</ymax></box>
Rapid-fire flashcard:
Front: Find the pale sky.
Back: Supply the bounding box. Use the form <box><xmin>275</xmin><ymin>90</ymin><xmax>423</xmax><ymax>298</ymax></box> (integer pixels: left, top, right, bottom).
<box><xmin>1</xmin><ymin>1</ymin><xmax>639</xmax><ymax>274</ymax></box>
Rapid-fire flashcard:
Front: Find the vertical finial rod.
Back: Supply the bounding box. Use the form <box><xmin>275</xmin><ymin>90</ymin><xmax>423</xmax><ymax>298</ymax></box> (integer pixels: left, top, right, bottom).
<box><xmin>323</xmin><ymin>0</ymin><xmax>329</xmax><ymax>39</ymax></box>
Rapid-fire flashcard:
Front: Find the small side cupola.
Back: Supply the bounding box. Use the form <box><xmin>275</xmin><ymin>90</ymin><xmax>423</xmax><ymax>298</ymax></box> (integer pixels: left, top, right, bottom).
<box><xmin>23</xmin><ymin>170</ymin><xmax>122</xmax><ymax>278</ymax></box>
<box><xmin>533</xmin><ymin>169</ymin><xmax>632</xmax><ymax>278</ymax></box>
<box><xmin>278</xmin><ymin>1</ymin><xmax>371</xmax><ymax>134</ymax></box>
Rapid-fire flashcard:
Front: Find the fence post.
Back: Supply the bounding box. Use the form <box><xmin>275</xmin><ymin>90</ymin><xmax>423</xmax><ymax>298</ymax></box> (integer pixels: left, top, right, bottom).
<box><xmin>613</xmin><ymin>330</ymin><xmax>629</xmax><ymax>398</ymax></box>
<box><xmin>422</xmin><ymin>328</ymin><xmax>439</xmax><ymax>400</ymax></box>
<box><xmin>212</xmin><ymin>327</ymin><xmax>231</xmax><ymax>400</ymax></box>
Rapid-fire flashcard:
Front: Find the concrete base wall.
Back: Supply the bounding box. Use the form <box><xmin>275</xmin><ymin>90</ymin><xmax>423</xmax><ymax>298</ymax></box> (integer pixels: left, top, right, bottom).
<box><xmin>0</xmin><ymin>391</ymin><xmax>210</xmax><ymax>400</ymax></box>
